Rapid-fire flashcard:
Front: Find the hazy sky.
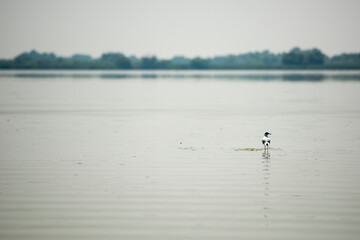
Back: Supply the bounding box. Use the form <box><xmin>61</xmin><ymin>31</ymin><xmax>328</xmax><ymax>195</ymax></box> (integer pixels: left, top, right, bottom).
<box><xmin>0</xmin><ymin>0</ymin><xmax>359</xmax><ymax>59</ymax></box>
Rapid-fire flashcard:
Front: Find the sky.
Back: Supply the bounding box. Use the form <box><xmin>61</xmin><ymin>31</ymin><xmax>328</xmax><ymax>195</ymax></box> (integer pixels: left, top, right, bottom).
<box><xmin>0</xmin><ymin>0</ymin><xmax>359</xmax><ymax>59</ymax></box>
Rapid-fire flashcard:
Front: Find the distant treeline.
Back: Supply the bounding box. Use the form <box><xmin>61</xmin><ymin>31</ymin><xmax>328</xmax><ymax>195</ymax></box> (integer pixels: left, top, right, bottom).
<box><xmin>0</xmin><ymin>48</ymin><xmax>359</xmax><ymax>69</ymax></box>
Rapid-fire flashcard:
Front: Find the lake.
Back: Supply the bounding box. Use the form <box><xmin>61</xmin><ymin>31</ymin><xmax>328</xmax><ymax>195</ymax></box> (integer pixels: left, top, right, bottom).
<box><xmin>0</xmin><ymin>70</ymin><xmax>359</xmax><ymax>240</ymax></box>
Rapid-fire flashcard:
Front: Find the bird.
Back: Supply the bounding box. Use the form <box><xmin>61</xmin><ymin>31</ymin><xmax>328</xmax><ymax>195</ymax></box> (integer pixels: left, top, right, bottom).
<box><xmin>262</xmin><ymin>131</ymin><xmax>271</xmax><ymax>150</ymax></box>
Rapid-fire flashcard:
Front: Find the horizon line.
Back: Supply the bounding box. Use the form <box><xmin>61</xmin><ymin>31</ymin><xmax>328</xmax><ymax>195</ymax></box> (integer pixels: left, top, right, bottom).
<box><xmin>2</xmin><ymin>47</ymin><xmax>360</xmax><ymax>60</ymax></box>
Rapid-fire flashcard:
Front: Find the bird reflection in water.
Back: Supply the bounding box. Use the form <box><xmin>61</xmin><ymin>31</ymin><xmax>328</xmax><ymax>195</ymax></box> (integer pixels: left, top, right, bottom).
<box><xmin>262</xmin><ymin>150</ymin><xmax>271</xmax><ymax>225</ymax></box>
<box><xmin>262</xmin><ymin>151</ymin><xmax>270</xmax><ymax>160</ymax></box>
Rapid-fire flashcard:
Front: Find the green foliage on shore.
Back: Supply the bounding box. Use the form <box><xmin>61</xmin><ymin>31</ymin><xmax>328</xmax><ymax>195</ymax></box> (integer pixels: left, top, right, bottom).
<box><xmin>282</xmin><ymin>48</ymin><xmax>325</xmax><ymax>66</ymax></box>
<box><xmin>0</xmin><ymin>48</ymin><xmax>359</xmax><ymax>70</ymax></box>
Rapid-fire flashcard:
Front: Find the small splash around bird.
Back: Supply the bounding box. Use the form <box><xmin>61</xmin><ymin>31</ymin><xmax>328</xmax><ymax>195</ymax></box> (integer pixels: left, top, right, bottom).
<box><xmin>262</xmin><ymin>131</ymin><xmax>271</xmax><ymax>151</ymax></box>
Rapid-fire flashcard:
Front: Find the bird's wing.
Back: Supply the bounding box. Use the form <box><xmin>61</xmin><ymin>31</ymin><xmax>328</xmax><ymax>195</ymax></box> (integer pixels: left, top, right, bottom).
<box><xmin>262</xmin><ymin>140</ymin><xmax>265</xmax><ymax>144</ymax></box>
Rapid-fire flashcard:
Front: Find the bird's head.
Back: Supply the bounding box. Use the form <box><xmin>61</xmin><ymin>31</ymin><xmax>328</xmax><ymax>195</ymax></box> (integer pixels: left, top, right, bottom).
<box><xmin>264</xmin><ymin>131</ymin><xmax>271</xmax><ymax>137</ymax></box>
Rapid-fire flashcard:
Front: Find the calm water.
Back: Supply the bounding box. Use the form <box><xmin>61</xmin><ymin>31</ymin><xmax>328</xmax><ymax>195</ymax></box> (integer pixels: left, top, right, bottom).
<box><xmin>0</xmin><ymin>70</ymin><xmax>359</xmax><ymax>240</ymax></box>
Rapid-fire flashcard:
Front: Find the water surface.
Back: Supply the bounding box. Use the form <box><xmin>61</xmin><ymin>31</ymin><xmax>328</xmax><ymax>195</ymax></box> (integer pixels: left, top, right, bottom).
<box><xmin>0</xmin><ymin>70</ymin><xmax>359</xmax><ymax>240</ymax></box>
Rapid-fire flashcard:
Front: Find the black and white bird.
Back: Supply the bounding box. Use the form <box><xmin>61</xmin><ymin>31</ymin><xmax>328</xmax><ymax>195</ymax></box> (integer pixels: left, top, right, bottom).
<box><xmin>262</xmin><ymin>131</ymin><xmax>271</xmax><ymax>150</ymax></box>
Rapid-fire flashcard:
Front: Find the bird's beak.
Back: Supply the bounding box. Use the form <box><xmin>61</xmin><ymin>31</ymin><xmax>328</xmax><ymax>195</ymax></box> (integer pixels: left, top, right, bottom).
<box><xmin>268</xmin><ymin>133</ymin><xmax>271</xmax><ymax>135</ymax></box>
